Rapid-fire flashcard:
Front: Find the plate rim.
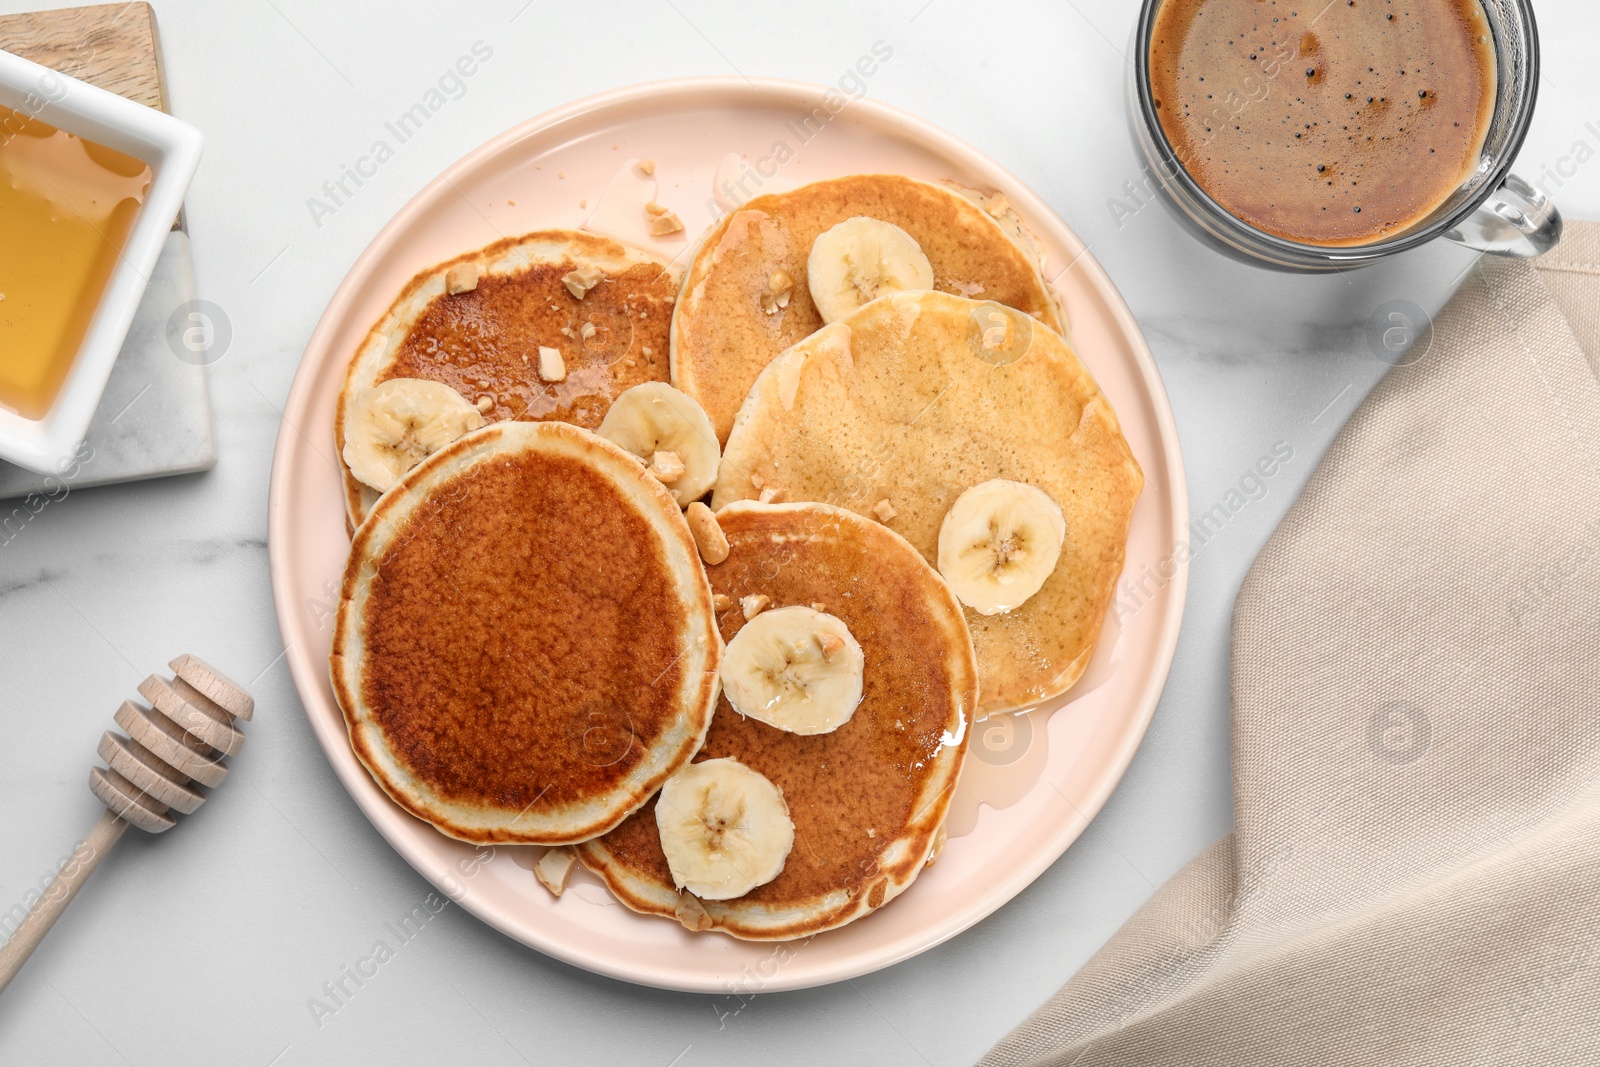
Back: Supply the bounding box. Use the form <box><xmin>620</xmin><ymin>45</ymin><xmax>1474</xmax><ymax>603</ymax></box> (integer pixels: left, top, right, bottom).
<box><xmin>268</xmin><ymin>74</ymin><xmax>1189</xmax><ymax>993</ymax></box>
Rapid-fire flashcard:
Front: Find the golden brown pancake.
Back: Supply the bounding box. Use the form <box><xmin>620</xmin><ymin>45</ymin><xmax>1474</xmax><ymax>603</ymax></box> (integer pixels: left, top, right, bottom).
<box><xmin>336</xmin><ymin>229</ymin><xmax>677</xmax><ymax>527</ymax></box>
<box><xmin>712</xmin><ymin>290</ymin><xmax>1142</xmax><ymax>715</ymax></box>
<box><xmin>330</xmin><ymin>421</ymin><xmax>720</xmax><ymax>845</ymax></box>
<box><xmin>671</xmin><ymin>174</ymin><xmax>1065</xmax><ymax>443</ymax></box>
<box><xmin>575</xmin><ymin>501</ymin><xmax>977</xmax><ymax>940</ymax></box>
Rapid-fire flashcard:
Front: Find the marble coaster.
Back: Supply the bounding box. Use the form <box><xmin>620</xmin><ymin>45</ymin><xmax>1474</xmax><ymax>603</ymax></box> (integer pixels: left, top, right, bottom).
<box><xmin>0</xmin><ymin>230</ymin><xmax>217</xmax><ymax>500</ymax></box>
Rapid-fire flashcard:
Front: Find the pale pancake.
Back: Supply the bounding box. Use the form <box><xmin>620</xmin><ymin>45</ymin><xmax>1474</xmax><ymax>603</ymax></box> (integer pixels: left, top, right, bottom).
<box><xmin>330</xmin><ymin>421</ymin><xmax>719</xmax><ymax>845</ymax></box>
<box><xmin>712</xmin><ymin>290</ymin><xmax>1142</xmax><ymax>715</ymax></box>
<box><xmin>576</xmin><ymin>501</ymin><xmax>976</xmax><ymax>940</ymax></box>
<box><xmin>336</xmin><ymin>229</ymin><xmax>677</xmax><ymax>528</ymax></box>
<box><xmin>671</xmin><ymin>174</ymin><xmax>1064</xmax><ymax>443</ymax></box>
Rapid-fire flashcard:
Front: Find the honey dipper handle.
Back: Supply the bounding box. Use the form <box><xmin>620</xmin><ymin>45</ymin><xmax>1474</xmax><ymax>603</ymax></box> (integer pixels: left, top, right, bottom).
<box><xmin>0</xmin><ymin>810</ymin><xmax>128</xmax><ymax>996</ymax></box>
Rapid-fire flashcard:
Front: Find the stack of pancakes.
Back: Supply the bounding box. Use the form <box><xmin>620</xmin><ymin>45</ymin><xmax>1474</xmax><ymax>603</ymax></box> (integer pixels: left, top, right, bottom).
<box><xmin>327</xmin><ymin>172</ymin><xmax>1141</xmax><ymax>940</ymax></box>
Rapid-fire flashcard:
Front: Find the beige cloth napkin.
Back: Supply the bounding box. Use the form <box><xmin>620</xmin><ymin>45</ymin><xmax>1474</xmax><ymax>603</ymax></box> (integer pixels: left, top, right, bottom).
<box><xmin>983</xmin><ymin>222</ymin><xmax>1600</xmax><ymax>1067</ymax></box>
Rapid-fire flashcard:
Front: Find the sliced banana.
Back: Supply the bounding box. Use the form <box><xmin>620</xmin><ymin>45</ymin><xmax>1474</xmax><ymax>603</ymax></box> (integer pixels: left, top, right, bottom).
<box><xmin>807</xmin><ymin>216</ymin><xmax>935</xmax><ymax>324</ymax></box>
<box><xmin>721</xmin><ymin>606</ymin><xmax>864</xmax><ymax>735</ymax></box>
<box><xmin>597</xmin><ymin>382</ymin><xmax>720</xmax><ymax>506</ymax></box>
<box><xmin>342</xmin><ymin>378</ymin><xmax>486</xmax><ymax>493</ymax></box>
<box><xmin>937</xmin><ymin>479</ymin><xmax>1066</xmax><ymax>616</ymax></box>
<box><xmin>656</xmin><ymin>758</ymin><xmax>794</xmax><ymax>901</ymax></box>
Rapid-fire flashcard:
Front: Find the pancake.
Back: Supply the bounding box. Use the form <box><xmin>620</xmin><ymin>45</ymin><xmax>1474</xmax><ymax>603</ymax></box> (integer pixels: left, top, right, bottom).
<box><xmin>712</xmin><ymin>290</ymin><xmax>1142</xmax><ymax>716</ymax></box>
<box><xmin>671</xmin><ymin>174</ymin><xmax>1065</xmax><ymax>443</ymax></box>
<box><xmin>336</xmin><ymin>229</ymin><xmax>677</xmax><ymax>527</ymax></box>
<box><xmin>330</xmin><ymin>421</ymin><xmax>720</xmax><ymax>845</ymax></box>
<box><xmin>575</xmin><ymin>501</ymin><xmax>977</xmax><ymax>940</ymax></box>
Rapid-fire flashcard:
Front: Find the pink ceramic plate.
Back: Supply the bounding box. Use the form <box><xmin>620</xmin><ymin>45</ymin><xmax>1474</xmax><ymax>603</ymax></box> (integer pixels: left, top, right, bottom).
<box><xmin>268</xmin><ymin>78</ymin><xmax>1187</xmax><ymax>993</ymax></box>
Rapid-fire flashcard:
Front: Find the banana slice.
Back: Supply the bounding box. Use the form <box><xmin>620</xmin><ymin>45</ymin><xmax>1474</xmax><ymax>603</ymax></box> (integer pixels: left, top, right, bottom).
<box><xmin>597</xmin><ymin>382</ymin><xmax>720</xmax><ymax>506</ymax></box>
<box><xmin>937</xmin><ymin>479</ymin><xmax>1066</xmax><ymax>616</ymax></box>
<box><xmin>342</xmin><ymin>378</ymin><xmax>486</xmax><ymax>493</ymax></box>
<box><xmin>656</xmin><ymin>758</ymin><xmax>794</xmax><ymax>900</ymax></box>
<box><xmin>720</xmin><ymin>606</ymin><xmax>864</xmax><ymax>735</ymax></box>
<box><xmin>806</xmin><ymin>216</ymin><xmax>935</xmax><ymax>324</ymax></box>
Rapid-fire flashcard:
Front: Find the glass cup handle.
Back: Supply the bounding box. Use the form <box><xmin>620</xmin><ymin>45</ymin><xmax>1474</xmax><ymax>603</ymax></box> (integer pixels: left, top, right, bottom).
<box><xmin>1444</xmin><ymin>172</ymin><xmax>1563</xmax><ymax>258</ymax></box>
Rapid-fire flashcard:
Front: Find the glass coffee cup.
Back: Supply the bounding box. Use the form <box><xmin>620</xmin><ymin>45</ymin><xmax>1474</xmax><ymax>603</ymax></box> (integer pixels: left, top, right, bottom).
<box><xmin>1127</xmin><ymin>0</ymin><xmax>1559</xmax><ymax>271</ymax></box>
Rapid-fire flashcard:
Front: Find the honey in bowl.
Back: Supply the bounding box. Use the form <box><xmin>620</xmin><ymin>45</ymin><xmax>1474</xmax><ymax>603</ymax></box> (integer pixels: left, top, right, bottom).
<box><xmin>0</xmin><ymin>106</ymin><xmax>151</xmax><ymax>420</ymax></box>
<box><xmin>1149</xmin><ymin>0</ymin><xmax>1497</xmax><ymax>247</ymax></box>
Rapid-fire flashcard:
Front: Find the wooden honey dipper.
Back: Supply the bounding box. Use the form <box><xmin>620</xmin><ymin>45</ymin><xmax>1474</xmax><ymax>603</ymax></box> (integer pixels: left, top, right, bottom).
<box><xmin>0</xmin><ymin>654</ymin><xmax>253</xmax><ymax>995</ymax></box>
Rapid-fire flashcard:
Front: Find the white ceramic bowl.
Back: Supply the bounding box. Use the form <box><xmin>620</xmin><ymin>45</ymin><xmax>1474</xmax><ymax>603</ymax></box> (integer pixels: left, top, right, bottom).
<box><xmin>0</xmin><ymin>49</ymin><xmax>202</xmax><ymax>474</ymax></box>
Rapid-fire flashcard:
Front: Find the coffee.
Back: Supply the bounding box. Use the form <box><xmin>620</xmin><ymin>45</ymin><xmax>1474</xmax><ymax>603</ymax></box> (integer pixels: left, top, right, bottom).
<box><xmin>1149</xmin><ymin>0</ymin><xmax>1496</xmax><ymax>247</ymax></box>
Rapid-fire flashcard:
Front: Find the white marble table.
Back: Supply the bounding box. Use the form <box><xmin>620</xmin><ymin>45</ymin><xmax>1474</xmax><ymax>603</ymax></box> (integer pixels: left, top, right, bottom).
<box><xmin>2</xmin><ymin>2</ymin><xmax>1596</xmax><ymax>1063</ymax></box>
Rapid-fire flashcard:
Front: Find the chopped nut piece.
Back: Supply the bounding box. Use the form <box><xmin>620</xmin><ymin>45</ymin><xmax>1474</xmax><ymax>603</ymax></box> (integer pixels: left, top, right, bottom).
<box><xmin>816</xmin><ymin>631</ymin><xmax>846</xmax><ymax>661</ymax></box>
<box><xmin>579</xmin><ymin>321</ymin><xmax>597</xmax><ymax>340</ymax></box>
<box><xmin>639</xmin><ymin>159</ymin><xmax>656</xmax><ymax>176</ymax></box>
<box><xmin>740</xmin><ymin>593</ymin><xmax>771</xmax><ymax>621</ymax></box>
<box><xmin>649</xmin><ymin>450</ymin><xmax>686</xmax><ymax>484</ymax></box>
<box><xmin>650</xmin><ymin>210</ymin><xmax>685</xmax><ymax>236</ymax></box>
<box><xmin>538</xmin><ymin>346</ymin><xmax>567</xmax><ymax>382</ymax></box>
<box><xmin>534</xmin><ymin>846</ymin><xmax>576</xmax><ymax>897</ymax></box>
<box><xmin>559</xmin><ymin>326</ymin><xmax>576</xmax><ymax>339</ymax></box>
<box><xmin>985</xmin><ymin>193</ymin><xmax>1012</xmax><ymax>218</ymax></box>
<box><xmin>642</xmin><ymin>346</ymin><xmax>653</xmax><ymax>357</ymax></box>
<box><xmin>644</xmin><ymin>200</ymin><xmax>669</xmax><ymax>216</ymax></box>
<box><xmin>713</xmin><ymin>592</ymin><xmax>733</xmax><ymax>612</ymax></box>
<box><xmin>758</xmin><ymin>268</ymin><xmax>795</xmax><ymax>315</ymax></box>
<box><xmin>872</xmin><ymin>498</ymin><xmax>897</xmax><ymax>523</ymax></box>
<box><xmin>686</xmin><ymin>502</ymin><xmax>730</xmax><ymax>565</ymax></box>
<box><xmin>444</xmin><ymin>263</ymin><xmax>480</xmax><ymax>295</ymax></box>
<box><xmin>810</xmin><ymin>602</ymin><xmax>827</xmax><ymax>613</ymax></box>
<box><xmin>758</xmin><ymin>486</ymin><xmax>781</xmax><ymax>504</ymax></box>
<box><xmin>474</xmin><ymin>395</ymin><xmax>494</xmax><ymax>414</ymax></box>
<box><xmin>676</xmin><ymin>894</ymin><xmax>714</xmax><ymax>932</ymax></box>
<box><xmin>867</xmin><ymin>827</ymin><xmax>876</xmax><ymax>839</ymax></box>
<box><xmin>562</xmin><ymin>266</ymin><xmax>603</xmax><ymax>299</ymax></box>
<box><xmin>750</xmin><ymin>472</ymin><xmax>765</xmax><ymax>490</ymax></box>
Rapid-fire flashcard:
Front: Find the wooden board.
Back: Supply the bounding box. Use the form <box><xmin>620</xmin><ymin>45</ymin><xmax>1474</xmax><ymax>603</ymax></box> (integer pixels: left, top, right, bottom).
<box><xmin>0</xmin><ymin>2</ymin><xmax>166</xmax><ymax>112</ymax></box>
